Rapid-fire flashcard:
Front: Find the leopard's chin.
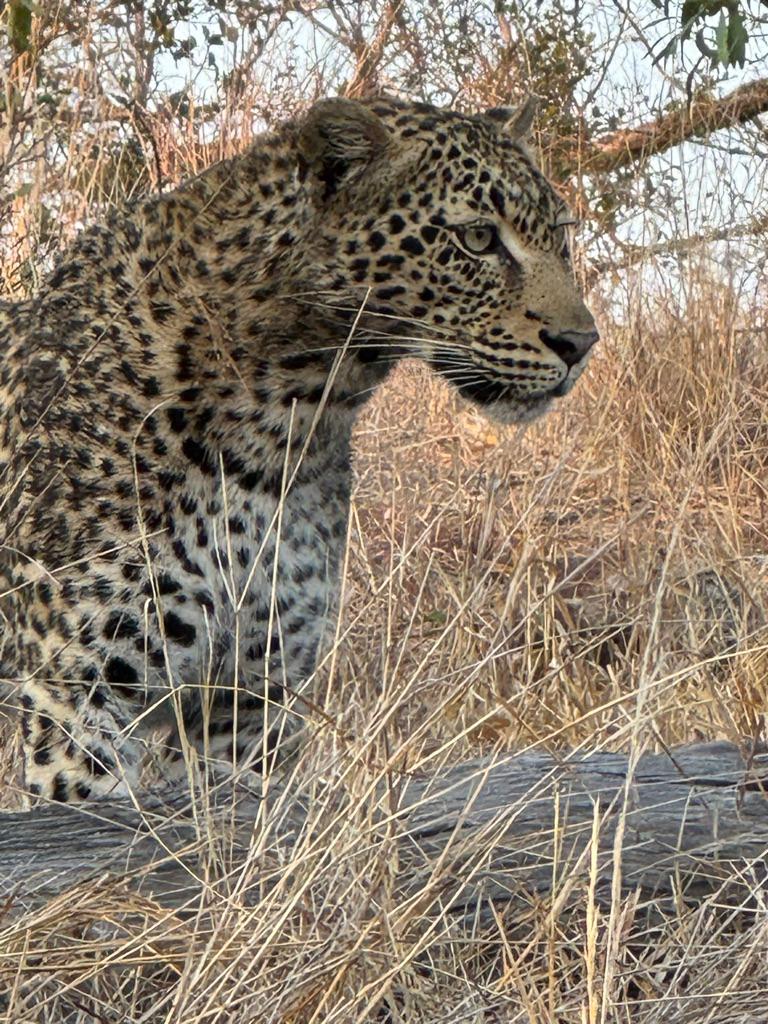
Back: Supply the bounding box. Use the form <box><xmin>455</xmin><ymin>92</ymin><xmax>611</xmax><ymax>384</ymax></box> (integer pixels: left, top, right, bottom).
<box><xmin>480</xmin><ymin>394</ymin><xmax>554</xmax><ymax>426</ymax></box>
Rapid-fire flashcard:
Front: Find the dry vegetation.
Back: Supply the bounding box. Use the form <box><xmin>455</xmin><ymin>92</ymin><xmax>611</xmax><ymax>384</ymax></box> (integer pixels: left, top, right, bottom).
<box><xmin>2</xmin><ymin>1</ymin><xmax>768</xmax><ymax>1021</ymax></box>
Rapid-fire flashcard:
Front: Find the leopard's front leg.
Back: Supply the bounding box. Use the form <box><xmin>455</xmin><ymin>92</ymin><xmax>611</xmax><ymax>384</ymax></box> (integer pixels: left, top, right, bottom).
<box><xmin>20</xmin><ymin>678</ymin><xmax>145</xmax><ymax>804</ymax></box>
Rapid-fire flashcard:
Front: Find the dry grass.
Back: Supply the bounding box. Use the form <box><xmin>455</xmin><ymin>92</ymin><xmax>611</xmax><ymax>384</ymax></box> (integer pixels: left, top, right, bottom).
<box><xmin>2</xmin><ymin>266</ymin><xmax>768</xmax><ymax>1022</ymax></box>
<box><xmin>3</xmin><ymin>41</ymin><xmax>768</xmax><ymax>1022</ymax></box>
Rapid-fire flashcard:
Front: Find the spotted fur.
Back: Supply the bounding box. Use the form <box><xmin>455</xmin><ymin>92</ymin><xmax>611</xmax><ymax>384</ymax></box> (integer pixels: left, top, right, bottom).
<box><xmin>0</xmin><ymin>95</ymin><xmax>597</xmax><ymax>802</ymax></box>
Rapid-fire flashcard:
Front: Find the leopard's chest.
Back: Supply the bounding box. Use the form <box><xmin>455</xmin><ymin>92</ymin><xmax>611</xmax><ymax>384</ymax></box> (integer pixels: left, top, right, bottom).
<box><xmin>148</xmin><ymin>445</ymin><xmax>352</xmax><ymax>684</ymax></box>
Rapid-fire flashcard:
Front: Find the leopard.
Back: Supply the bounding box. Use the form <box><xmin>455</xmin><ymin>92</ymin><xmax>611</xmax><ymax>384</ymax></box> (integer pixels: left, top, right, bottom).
<box><xmin>0</xmin><ymin>94</ymin><xmax>598</xmax><ymax>804</ymax></box>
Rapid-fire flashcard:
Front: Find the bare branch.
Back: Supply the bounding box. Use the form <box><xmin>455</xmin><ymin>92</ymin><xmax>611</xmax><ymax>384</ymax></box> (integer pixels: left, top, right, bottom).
<box><xmin>588</xmin><ymin>212</ymin><xmax>768</xmax><ymax>281</ymax></box>
<box><xmin>341</xmin><ymin>1</ymin><xmax>404</xmax><ymax>98</ymax></box>
<box><xmin>575</xmin><ymin>77</ymin><xmax>768</xmax><ymax>176</ymax></box>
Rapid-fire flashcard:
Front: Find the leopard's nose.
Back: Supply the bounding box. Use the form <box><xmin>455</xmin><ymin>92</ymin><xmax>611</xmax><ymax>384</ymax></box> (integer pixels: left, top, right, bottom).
<box><xmin>539</xmin><ymin>328</ymin><xmax>600</xmax><ymax>368</ymax></box>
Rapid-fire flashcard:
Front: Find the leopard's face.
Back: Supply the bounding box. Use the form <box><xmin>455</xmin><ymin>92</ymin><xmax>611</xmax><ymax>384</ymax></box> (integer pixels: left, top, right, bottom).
<box><xmin>297</xmin><ymin>97</ymin><xmax>598</xmax><ymax>424</ymax></box>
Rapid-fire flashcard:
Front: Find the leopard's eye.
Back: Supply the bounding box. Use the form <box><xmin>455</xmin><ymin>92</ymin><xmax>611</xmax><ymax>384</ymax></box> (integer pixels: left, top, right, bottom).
<box><xmin>456</xmin><ymin>223</ymin><xmax>499</xmax><ymax>255</ymax></box>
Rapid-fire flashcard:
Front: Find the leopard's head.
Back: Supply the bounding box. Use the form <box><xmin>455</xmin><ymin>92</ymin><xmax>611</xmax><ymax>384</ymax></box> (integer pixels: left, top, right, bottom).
<box><xmin>295</xmin><ymin>95</ymin><xmax>598</xmax><ymax>424</ymax></box>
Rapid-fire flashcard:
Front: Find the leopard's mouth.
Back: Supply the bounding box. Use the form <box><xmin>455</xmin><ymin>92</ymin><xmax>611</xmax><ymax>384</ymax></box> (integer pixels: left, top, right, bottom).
<box><xmin>552</xmin><ymin>354</ymin><xmax>591</xmax><ymax>396</ymax></box>
<box><xmin>432</xmin><ymin>363</ymin><xmax>564</xmax><ymax>400</ymax></box>
<box><xmin>429</xmin><ymin>354</ymin><xmax>588</xmax><ymax>425</ymax></box>
<box><xmin>550</xmin><ymin>375</ymin><xmax>576</xmax><ymax>398</ymax></box>
<box><xmin>427</xmin><ymin>341</ymin><xmax>595</xmax><ymax>425</ymax></box>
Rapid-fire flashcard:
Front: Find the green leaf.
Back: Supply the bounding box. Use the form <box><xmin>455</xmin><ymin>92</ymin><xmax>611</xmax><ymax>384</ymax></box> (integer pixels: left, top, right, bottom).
<box><xmin>727</xmin><ymin>7</ymin><xmax>748</xmax><ymax>67</ymax></box>
<box><xmin>7</xmin><ymin>0</ymin><xmax>32</xmax><ymax>54</ymax></box>
<box><xmin>715</xmin><ymin>10</ymin><xmax>730</xmax><ymax>65</ymax></box>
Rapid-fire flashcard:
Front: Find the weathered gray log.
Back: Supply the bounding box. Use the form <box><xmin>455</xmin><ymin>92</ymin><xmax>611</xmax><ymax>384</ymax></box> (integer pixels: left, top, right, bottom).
<box><xmin>1</xmin><ymin>741</ymin><xmax>767</xmax><ymax>918</ymax></box>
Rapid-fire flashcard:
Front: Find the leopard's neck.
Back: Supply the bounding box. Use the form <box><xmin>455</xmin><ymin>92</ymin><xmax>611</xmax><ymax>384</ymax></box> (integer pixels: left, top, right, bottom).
<box><xmin>39</xmin><ymin>135</ymin><xmax>399</xmax><ymax>463</ymax></box>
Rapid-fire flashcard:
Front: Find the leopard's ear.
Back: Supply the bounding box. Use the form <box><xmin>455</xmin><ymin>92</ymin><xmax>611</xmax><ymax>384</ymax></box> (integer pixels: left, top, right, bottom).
<box><xmin>297</xmin><ymin>98</ymin><xmax>391</xmax><ymax>200</ymax></box>
<box><xmin>485</xmin><ymin>95</ymin><xmax>539</xmax><ymax>141</ymax></box>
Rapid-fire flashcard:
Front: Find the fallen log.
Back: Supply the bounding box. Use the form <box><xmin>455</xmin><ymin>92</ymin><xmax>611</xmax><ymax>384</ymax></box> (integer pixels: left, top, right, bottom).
<box><xmin>1</xmin><ymin>741</ymin><xmax>767</xmax><ymax>919</ymax></box>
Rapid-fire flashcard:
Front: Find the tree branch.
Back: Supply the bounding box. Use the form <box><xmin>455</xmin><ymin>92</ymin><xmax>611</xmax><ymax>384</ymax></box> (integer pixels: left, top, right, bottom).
<box><xmin>577</xmin><ymin>77</ymin><xmax>768</xmax><ymax>176</ymax></box>
<box><xmin>588</xmin><ymin>212</ymin><xmax>768</xmax><ymax>282</ymax></box>
<box><xmin>341</xmin><ymin>1</ymin><xmax>403</xmax><ymax>98</ymax></box>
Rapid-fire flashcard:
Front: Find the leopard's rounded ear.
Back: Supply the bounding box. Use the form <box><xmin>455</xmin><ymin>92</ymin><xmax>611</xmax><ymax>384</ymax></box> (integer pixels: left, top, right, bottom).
<box><xmin>485</xmin><ymin>95</ymin><xmax>539</xmax><ymax>141</ymax></box>
<box><xmin>297</xmin><ymin>98</ymin><xmax>391</xmax><ymax>200</ymax></box>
